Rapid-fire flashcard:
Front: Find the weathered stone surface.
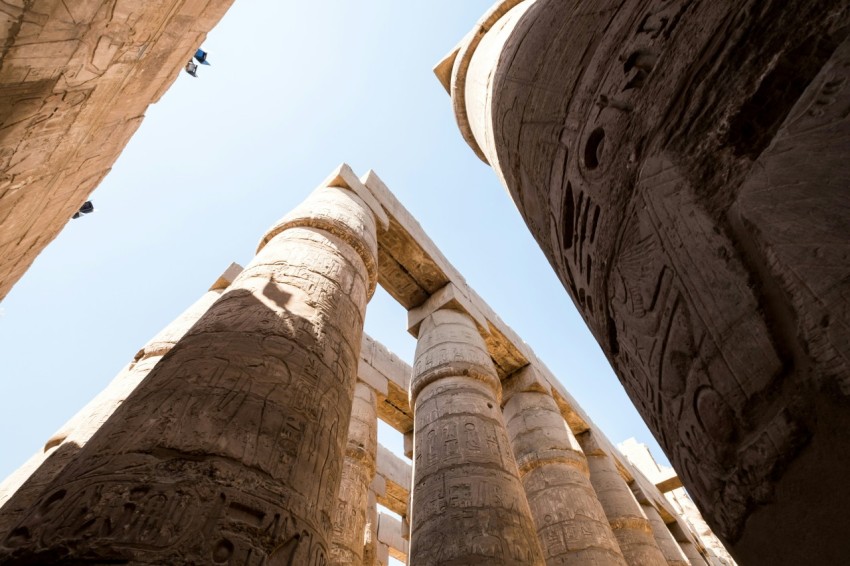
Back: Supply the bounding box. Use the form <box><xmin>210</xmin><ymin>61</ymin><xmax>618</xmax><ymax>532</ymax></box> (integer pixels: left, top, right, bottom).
<box><xmin>0</xmin><ymin>263</ymin><xmax>241</xmax><ymax>540</ymax></box>
<box><xmin>375</xmin><ymin>444</ymin><xmax>411</xmax><ymax>518</ymax></box>
<box><xmin>443</xmin><ymin>1</ymin><xmax>850</xmax><ymax>562</ymax></box>
<box><xmin>619</xmin><ymin>438</ymin><xmax>732</xmax><ymax>565</ymax></box>
<box><xmin>0</xmin><ymin>181</ymin><xmax>379</xmax><ymax>563</ymax></box>
<box><xmin>502</xmin><ymin>367</ymin><xmax>626</xmax><ymax>566</ymax></box>
<box><xmin>363</xmin><ymin>489</ymin><xmax>378</xmax><ymax>566</ymax></box>
<box><xmin>409</xmin><ymin>308</ymin><xmax>544</xmax><ymax>566</ymax></box>
<box><xmin>641</xmin><ymin>502</ymin><xmax>688</xmax><ymax>566</ymax></box>
<box><xmin>578</xmin><ymin>432</ymin><xmax>666</xmax><ymax>566</ymax></box>
<box><xmin>377</xmin><ymin>512</ymin><xmax>408</xmax><ymax>563</ymax></box>
<box><xmin>668</xmin><ymin>520</ymin><xmax>710</xmax><ymax>566</ymax></box>
<box><xmin>0</xmin><ymin>0</ymin><xmax>235</xmax><ymax>301</ymax></box>
<box><xmin>331</xmin><ymin>383</ymin><xmax>378</xmax><ymax>565</ymax></box>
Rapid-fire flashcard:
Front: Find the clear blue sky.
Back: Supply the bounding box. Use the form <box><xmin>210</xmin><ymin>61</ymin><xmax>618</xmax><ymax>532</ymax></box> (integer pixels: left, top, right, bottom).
<box><xmin>0</xmin><ymin>0</ymin><xmax>670</xmax><ymax>506</ymax></box>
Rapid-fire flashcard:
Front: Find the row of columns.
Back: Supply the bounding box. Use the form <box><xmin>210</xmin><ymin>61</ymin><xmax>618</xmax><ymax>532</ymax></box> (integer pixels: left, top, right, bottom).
<box><xmin>0</xmin><ymin>174</ymin><xmax>710</xmax><ymax>565</ymax></box>
<box><xmin>405</xmin><ymin>306</ymin><xmax>707</xmax><ymax>566</ymax></box>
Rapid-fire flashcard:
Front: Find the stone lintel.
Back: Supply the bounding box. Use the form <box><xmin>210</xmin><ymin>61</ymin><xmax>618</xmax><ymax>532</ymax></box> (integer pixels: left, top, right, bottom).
<box><xmin>407</xmin><ymin>281</ymin><xmax>490</xmax><ymax>338</ymax></box>
<box><xmin>656</xmin><ymin>474</ymin><xmax>684</xmax><ymax>494</ymax></box>
<box><xmin>377</xmin><ymin>512</ymin><xmax>409</xmax><ymax>563</ymax></box>
<box><xmin>360</xmin><ymin>333</ymin><xmax>413</xmax><ymax>434</ymax></box>
<box><xmin>323</xmin><ymin>163</ymin><xmax>389</xmax><ymax>229</ymax></box>
<box><xmin>208</xmin><ymin>262</ymin><xmax>244</xmax><ymax>291</ymax></box>
<box><xmin>501</xmin><ymin>364</ymin><xmax>550</xmax><ymax>405</ymax></box>
<box><xmin>376</xmin><ymin>444</ymin><xmax>411</xmax><ymax>517</ymax></box>
<box><xmin>358</xmin><ymin>359</ymin><xmax>390</xmax><ymax>397</ymax></box>
<box><xmin>371</xmin><ymin>475</ymin><xmax>387</xmax><ymax>498</ymax></box>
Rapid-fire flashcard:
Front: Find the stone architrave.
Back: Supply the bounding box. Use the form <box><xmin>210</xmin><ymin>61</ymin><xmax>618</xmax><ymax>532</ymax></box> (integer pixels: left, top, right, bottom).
<box><xmin>502</xmin><ymin>367</ymin><xmax>626</xmax><ymax>566</ymax></box>
<box><xmin>577</xmin><ymin>432</ymin><xmax>667</xmax><ymax>566</ymax></box>
<box><xmin>331</xmin><ymin>383</ymin><xmax>378</xmax><ymax>565</ymax></box>
<box><xmin>641</xmin><ymin>503</ymin><xmax>689</xmax><ymax>566</ymax></box>
<box><xmin>0</xmin><ymin>177</ymin><xmax>381</xmax><ymax>564</ymax></box>
<box><xmin>0</xmin><ymin>263</ymin><xmax>242</xmax><ymax>539</ymax></box>
<box><xmin>408</xmin><ymin>308</ymin><xmax>544</xmax><ymax>566</ymax></box>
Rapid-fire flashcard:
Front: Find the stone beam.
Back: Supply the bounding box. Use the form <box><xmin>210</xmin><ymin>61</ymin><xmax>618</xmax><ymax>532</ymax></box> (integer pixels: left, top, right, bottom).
<box><xmin>377</xmin><ymin>512</ymin><xmax>409</xmax><ymax>563</ymax></box>
<box><xmin>0</xmin><ymin>0</ymin><xmax>235</xmax><ymax>300</ymax></box>
<box><xmin>360</xmin><ymin>333</ymin><xmax>413</xmax><ymax>433</ymax></box>
<box><xmin>374</xmin><ymin>443</ymin><xmax>411</xmax><ymax>518</ymax></box>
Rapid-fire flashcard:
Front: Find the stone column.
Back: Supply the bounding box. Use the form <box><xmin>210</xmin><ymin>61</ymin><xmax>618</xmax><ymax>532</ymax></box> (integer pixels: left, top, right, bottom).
<box><xmin>668</xmin><ymin>520</ymin><xmax>709</xmax><ymax>566</ymax></box>
<box><xmin>0</xmin><ymin>263</ymin><xmax>242</xmax><ymax>539</ymax></box>
<box><xmin>640</xmin><ymin>502</ymin><xmax>689</xmax><ymax>566</ymax></box>
<box><xmin>578</xmin><ymin>432</ymin><xmax>667</xmax><ymax>566</ymax></box>
<box><xmin>408</xmin><ymin>306</ymin><xmax>544</xmax><ymax>565</ymax></box>
<box><xmin>331</xmin><ymin>383</ymin><xmax>378</xmax><ymax>565</ymax></box>
<box><xmin>363</xmin><ymin>489</ymin><xmax>378</xmax><ymax>566</ymax></box>
<box><xmin>0</xmin><ymin>169</ymin><xmax>382</xmax><ymax>565</ymax></box>
<box><xmin>502</xmin><ymin>366</ymin><xmax>626</xmax><ymax>566</ymax></box>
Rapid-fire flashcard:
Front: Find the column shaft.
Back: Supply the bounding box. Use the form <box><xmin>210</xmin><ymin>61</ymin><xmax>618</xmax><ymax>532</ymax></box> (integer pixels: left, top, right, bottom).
<box><xmin>578</xmin><ymin>432</ymin><xmax>667</xmax><ymax>566</ymax></box>
<box><xmin>503</xmin><ymin>387</ymin><xmax>627</xmax><ymax>566</ymax></box>
<box><xmin>409</xmin><ymin>308</ymin><xmax>544</xmax><ymax>566</ymax></box>
<box><xmin>0</xmin><ymin>183</ymin><xmax>379</xmax><ymax>564</ymax></box>
<box><xmin>362</xmin><ymin>489</ymin><xmax>378</xmax><ymax>566</ymax></box>
<box><xmin>668</xmin><ymin>520</ymin><xmax>710</xmax><ymax>566</ymax></box>
<box><xmin>0</xmin><ymin>267</ymin><xmax>239</xmax><ymax>539</ymax></box>
<box><xmin>641</xmin><ymin>503</ymin><xmax>689</xmax><ymax>566</ymax></box>
<box><xmin>331</xmin><ymin>383</ymin><xmax>378</xmax><ymax>565</ymax></box>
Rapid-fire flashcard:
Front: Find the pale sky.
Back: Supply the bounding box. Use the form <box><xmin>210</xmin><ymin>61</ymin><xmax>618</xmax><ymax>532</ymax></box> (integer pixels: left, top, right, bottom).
<box><xmin>0</xmin><ymin>3</ymin><xmax>670</xmax><ymax>560</ymax></box>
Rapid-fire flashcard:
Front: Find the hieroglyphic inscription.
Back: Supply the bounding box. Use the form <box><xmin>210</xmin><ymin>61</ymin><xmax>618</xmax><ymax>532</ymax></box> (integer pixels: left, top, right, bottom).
<box><xmin>483</xmin><ymin>0</ymin><xmax>846</xmax><ymax>549</ymax></box>
<box><xmin>0</xmin><ymin>185</ymin><xmax>378</xmax><ymax>563</ymax></box>
<box><xmin>504</xmin><ymin>389</ymin><xmax>627</xmax><ymax>565</ymax></box>
<box><xmin>0</xmin><ymin>0</ymin><xmax>236</xmax><ymax>300</ymax></box>
<box><xmin>409</xmin><ymin>310</ymin><xmax>544</xmax><ymax>566</ymax></box>
<box><xmin>579</xmin><ymin>433</ymin><xmax>666</xmax><ymax>566</ymax></box>
<box><xmin>330</xmin><ymin>384</ymin><xmax>377</xmax><ymax>565</ymax></box>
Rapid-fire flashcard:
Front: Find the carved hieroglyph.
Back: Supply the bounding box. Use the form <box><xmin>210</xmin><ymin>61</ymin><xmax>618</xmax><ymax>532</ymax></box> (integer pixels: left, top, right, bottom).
<box><xmin>409</xmin><ymin>309</ymin><xmax>544</xmax><ymax>566</ymax></box>
<box><xmin>0</xmin><ymin>184</ymin><xmax>379</xmax><ymax>564</ymax></box>
<box><xmin>0</xmin><ymin>264</ymin><xmax>240</xmax><ymax>540</ymax></box>
<box><xmin>502</xmin><ymin>368</ymin><xmax>627</xmax><ymax>566</ymax></box>
<box><xmin>577</xmin><ymin>432</ymin><xmax>666</xmax><ymax>566</ymax></box>
<box><xmin>0</xmin><ymin>0</ymin><xmax>235</xmax><ymax>301</ymax></box>
<box><xmin>442</xmin><ymin>2</ymin><xmax>850</xmax><ymax>562</ymax></box>
<box><xmin>331</xmin><ymin>383</ymin><xmax>378</xmax><ymax>565</ymax></box>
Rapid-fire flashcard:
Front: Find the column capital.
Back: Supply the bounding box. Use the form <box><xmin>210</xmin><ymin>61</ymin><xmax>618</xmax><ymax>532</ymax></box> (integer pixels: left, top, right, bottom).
<box><xmin>407</xmin><ymin>281</ymin><xmax>489</xmax><ymax>338</ymax></box>
<box><xmin>409</xmin><ymin>308</ymin><xmax>499</xmax><ymax>405</ymax></box>
<box><xmin>257</xmin><ymin>164</ymin><xmax>384</xmax><ymax>298</ymax></box>
<box><xmin>501</xmin><ymin>364</ymin><xmax>550</xmax><ymax>405</ymax></box>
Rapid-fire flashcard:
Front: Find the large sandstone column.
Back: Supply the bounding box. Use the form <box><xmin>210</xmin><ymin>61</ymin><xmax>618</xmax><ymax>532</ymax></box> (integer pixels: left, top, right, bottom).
<box><xmin>577</xmin><ymin>432</ymin><xmax>666</xmax><ymax>566</ymax></box>
<box><xmin>668</xmin><ymin>520</ymin><xmax>709</xmax><ymax>566</ymax></box>
<box><xmin>441</xmin><ymin>4</ymin><xmax>850</xmax><ymax>562</ymax></box>
<box><xmin>502</xmin><ymin>367</ymin><xmax>626</xmax><ymax>566</ymax></box>
<box><xmin>0</xmin><ymin>263</ymin><xmax>241</xmax><ymax>539</ymax></box>
<box><xmin>408</xmin><ymin>307</ymin><xmax>544</xmax><ymax>566</ymax></box>
<box><xmin>331</xmin><ymin>383</ymin><xmax>378</xmax><ymax>565</ymax></box>
<box><xmin>640</xmin><ymin>503</ymin><xmax>689</xmax><ymax>566</ymax></box>
<box><xmin>0</xmin><ymin>173</ymin><xmax>381</xmax><ymax>564</ymax></box>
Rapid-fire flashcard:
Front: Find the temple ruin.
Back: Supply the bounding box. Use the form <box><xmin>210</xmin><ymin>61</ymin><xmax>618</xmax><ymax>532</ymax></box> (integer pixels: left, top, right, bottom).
<box><xmin>0</xmin><ymin>164</ymin><xmax>734</xmax><ymax>564</ymax></box>
<box><xmin>1</xmin><ymin>0</ymin><xmax>848</xmax><ymax>564</ymax></box>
